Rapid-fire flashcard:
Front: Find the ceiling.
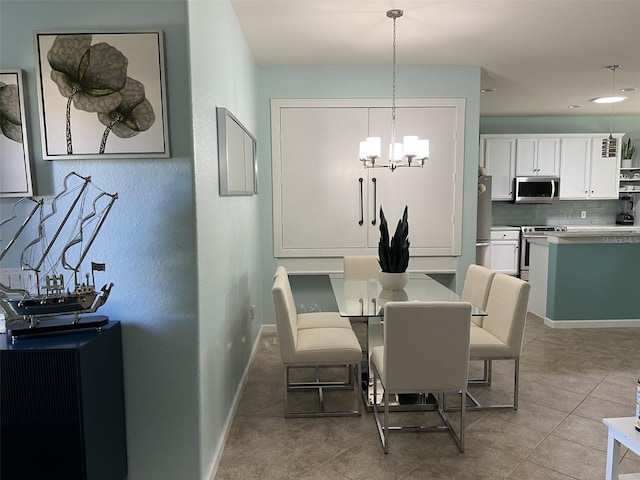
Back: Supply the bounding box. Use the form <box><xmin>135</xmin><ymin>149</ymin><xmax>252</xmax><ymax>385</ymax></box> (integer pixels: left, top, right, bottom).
<box><xmin>231</xmin><ymin>0</ymin><xmax>640</xmax><ymax>117</ymax></box>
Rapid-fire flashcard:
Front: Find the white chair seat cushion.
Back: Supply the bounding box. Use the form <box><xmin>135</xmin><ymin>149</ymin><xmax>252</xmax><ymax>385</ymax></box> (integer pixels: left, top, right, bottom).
<box><xmin>469</xmin><ymin>325</ymin><xmax>514</xmax><ymax>357</ymax></box>
<box><xmin>297</xmin><ymin>312</ymin><xmax>352</xmax><ymax>330</ymax></box>
<box><xmin>292</xmin><ymin>327</ymin><xmax>362</xmax><ymax>364</ymax></box>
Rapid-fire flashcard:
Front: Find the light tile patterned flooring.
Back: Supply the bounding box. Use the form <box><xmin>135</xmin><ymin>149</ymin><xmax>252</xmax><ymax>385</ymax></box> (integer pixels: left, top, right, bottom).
<box><xmin>215</xmin><ymin>314</ymin><xmax>640</xmax><ymax>479</ymax></box>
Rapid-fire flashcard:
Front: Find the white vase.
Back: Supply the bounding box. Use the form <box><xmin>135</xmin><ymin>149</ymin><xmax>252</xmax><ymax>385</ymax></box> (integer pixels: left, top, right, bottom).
<box><xmin>378</xmin><ymin>272</ymin><xmax>408</xmax><ymax>290</ymax></box>
<box><xmin>622</xmin><ymin>159</ymin><xmax>633</xmax><ymax>168</ymax></box>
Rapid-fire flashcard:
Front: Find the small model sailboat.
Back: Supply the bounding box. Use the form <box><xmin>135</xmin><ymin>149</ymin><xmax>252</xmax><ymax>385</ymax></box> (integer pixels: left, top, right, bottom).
<box><xmin>0</xmin><ymin>172</ymin><xmax>117</xmax><ymax>338</ymax></box>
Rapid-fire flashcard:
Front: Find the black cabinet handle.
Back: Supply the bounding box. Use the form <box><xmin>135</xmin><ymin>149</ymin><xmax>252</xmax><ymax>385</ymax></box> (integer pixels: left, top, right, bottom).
<box><xmin>358</xmin><ymin>178</ymin><xmax>364</xmax><ymax>225</ymax></box>
<box><xmin>371</xmin><ymin>178</ymin><xmax>377</xmax><ymax>225</ymax></box>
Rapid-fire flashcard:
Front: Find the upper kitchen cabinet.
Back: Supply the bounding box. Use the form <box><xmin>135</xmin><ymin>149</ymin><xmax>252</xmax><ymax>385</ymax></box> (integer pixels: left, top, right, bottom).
<box><xmin>483</xmin><ymin>133</ymin><xmax>623</xmax><ymax>202</ymax></box>
<box><xmin>271</xmin><ymin>98</ymin><xmax>466</xmax><ymax>272</ymax></box>
<box><xmin>515</xmin><ymin>137</ymin><xmax>560</xmax><ymax>176</ymax></box>
<box><xmin>559</xmin><ymin>134</ymin><xmax>623</xmax><ymax>200</ymax></box>
<box><xmin>480</xmin><ymin>136</ymin><xmax>516</xmax><ymax>200</ymax></box>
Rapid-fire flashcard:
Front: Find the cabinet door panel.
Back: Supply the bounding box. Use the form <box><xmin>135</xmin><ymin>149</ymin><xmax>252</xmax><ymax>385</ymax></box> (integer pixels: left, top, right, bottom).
<box><xmin>490</xmin><ymin>240</ymin><xmax>519</xmax><ymax>275</ymax></box>
<box><xmin>559</xmin><ymin>138</ymin><xmax>590</xmax><ymax>199</ymax></box>
<box><xmin>483</xmin><ymin>138</ymin><xmax>515</xmax><ymax>200</ymax></box>
<box><xmin>537</xmin><ymin>138</ymin><xmax>559</xmax><ymax>175</ymax></box>
<box><xmin>589</xmin><ymin>139</ymin><xmax>620</xmax><ymax>199</ymax></box>
<box><xmin>279</xmin><ymin>107</ymin><xmax>369</xmax><ymax>250</ymax></box>
<box><xmin>367</xmin><ymin>106</ymin><xmax>458</xmax><ymax>254</ymax></box>
<box><xmin>515</xmin><ymin>138</ymin><xmax>537</xmax><ymax>176</ymax></box>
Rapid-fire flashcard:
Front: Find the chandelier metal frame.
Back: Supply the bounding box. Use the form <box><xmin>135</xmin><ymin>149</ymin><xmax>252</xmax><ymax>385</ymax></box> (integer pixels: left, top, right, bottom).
<box><xmin>359</xmin><ymin>9</ymin><xmax>429</xmax><ymax>171</ymax></box>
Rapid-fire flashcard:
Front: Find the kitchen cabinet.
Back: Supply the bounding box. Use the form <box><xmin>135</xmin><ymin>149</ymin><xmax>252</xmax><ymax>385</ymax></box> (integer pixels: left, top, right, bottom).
<box><xmin>490</xmin><ymin>228</ymin><xmax>519</xmax><ymax>275</ymax></box>
<box><xmin>559</xmin><ymin>135</ymin><xmax>622</xmax><ymax>200</ymax></box>
<box><xmin>480</xmin><ymin>137</ymin><xmax>516</xmax><ymax>200</ymax></box>
<box><xmin>271</xmin><ymin>98</ymin><xmax>466</xmax><ymax>271</ymax></box>
<box><xmin>515</xmin><ymin>137</ymin><xmax>560</xmax><ymax>176</ymax></box>
<box><xmin>483</xmin><ymin>133</ymin><xmax>622</xmax><ymax>202</ymax></box>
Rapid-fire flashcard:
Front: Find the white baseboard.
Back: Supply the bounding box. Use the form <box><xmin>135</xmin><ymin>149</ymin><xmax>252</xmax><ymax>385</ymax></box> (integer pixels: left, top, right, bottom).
<box><xmin>542</xmin><ymin>317</ymin><xmax>640</xmax><ymax>328</ymax></box>
<box><xmin>206</xmin><ymin>324</ymin><xmax>273</xmax><ymax>480</ymax></box>
<box><xmin>262</xmin><ymin>324</ymin><xmax>276</xmax><ymax>333</ymax></box>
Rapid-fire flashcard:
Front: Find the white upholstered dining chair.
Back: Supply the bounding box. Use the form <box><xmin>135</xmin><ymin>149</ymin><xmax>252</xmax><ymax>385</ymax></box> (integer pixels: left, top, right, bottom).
<box><xmin>272</xmin><ymin>274</ymin><xmax>362</xmax><ymax>417</ymax></box>
<box><xmin>461</xmin><ymin>264</ymin><xmax>495</xmax><ymax>327</ymax></box>
<box><xmin>371</xmin><ymin>301</ymin><xmax>472</xmax><ymax>453</ymax></box>
<box><xmin>343</xmin><ymin>255</ymin><xmax>380</xmax><ymax>277</ymax></box>
<box><xmin>274</xmin><ymin>265</ymin><xmax>352</xmax><ymax>330</ymax></box>
<box><xmin>467</xmin><ymin>273</ymin><xmax>530</xmax><ymax>410</ymax></box>
<box><xmin>461</xmin><ymin>264</ymin><xmax>496</xmax><ymax>387</ymax></box>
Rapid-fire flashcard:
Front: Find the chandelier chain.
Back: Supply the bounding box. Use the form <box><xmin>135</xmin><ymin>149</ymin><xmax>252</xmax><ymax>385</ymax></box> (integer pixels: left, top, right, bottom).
<box><xmin>391</xmin><ymin>14</ymin><xmax>397</xmax><ymax>152</ymax></box>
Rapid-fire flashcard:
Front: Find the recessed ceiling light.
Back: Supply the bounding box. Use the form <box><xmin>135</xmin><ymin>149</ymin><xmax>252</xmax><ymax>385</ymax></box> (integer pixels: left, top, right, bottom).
<box><xmin>591</xmin><ymin>96</ymin><xmax>627</xmax><ymax>104</ymax></box>
<box><xmin>620</xmin><ymin>87</ymin><xmax>637</xmax><ymax>92</ymax></box>
<box><xmin>480</xmin><ymin>88</ymin><xmax>495</xmax><ymax>93</ymax></box>
<box><xmin>568</xmin><ymin>105</ymin><xmax>582</xmax><ymax>109</ymax></box>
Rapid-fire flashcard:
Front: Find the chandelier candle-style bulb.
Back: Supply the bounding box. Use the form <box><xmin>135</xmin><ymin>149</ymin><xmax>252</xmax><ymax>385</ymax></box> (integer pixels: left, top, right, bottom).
<box><xmin>359</xmin><ymin>137</ymin><xmax>381</xmax><ymax>159</ymax></box>
<box><xmin>402</xmin><ymin>136</ymin><xmax>419</xmax><ymax>157</ymax></box>
<box><xmin>417</xmin><ymin>139</ymin><xmax>429</xmax><ymax>160</ymax></box>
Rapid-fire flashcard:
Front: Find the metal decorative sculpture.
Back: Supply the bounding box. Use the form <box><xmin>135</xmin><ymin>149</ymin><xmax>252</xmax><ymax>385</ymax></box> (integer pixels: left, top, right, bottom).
<box><xmin>0</xmin><ymin>172</ymin><xmax>117</xmax><ymax>338</ymax></box>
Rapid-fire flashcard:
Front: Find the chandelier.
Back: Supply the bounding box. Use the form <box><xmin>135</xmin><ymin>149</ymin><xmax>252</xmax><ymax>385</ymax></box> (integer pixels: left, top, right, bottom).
<box><xmin>359</xmin><ymin>9</ymin><xmax>429</xmax><ymax>171</ymax></box>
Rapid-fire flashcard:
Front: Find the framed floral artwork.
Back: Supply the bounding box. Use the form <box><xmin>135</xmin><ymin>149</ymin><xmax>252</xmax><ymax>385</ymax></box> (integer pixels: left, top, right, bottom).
<box><xmin>0</xmin><ymin>69</ymin><xmax>34</xmax><ymax>197</ymax></box>
<box><xmin>35</xmin><ymin>30</ymin><xmax>170</xmax><ymax>160</ymax></box>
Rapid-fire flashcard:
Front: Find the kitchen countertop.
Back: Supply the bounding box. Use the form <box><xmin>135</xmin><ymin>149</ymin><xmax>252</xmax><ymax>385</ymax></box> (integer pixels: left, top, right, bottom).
<box><xmin>545</xmin><ymin>228</ymin><xmax>640</xmax><ymax>244</ymax></box>
<box><xmin>564</xmin><ymin>225</ymin><xmax>640</xmax><ymax>232</ymax></box>
<box><xmin>491</xmin><ymin>225</ymin><xmax>521</xmax><ymax>231</ymax></box>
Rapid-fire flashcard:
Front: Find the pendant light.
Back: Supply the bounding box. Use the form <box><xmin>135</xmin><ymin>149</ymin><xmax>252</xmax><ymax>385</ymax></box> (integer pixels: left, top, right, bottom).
<box><xmin>359</xmin><ymin>10</ymin><xmax>429</xmax><ymax>171</ymax></box>
<box><xmin>597</xmin><ymin>65</ymin><xmax>624</xmax><ymax>157</ymax></box>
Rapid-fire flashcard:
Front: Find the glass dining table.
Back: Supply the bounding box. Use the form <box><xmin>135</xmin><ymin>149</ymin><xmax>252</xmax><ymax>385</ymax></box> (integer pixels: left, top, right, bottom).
<box><xmin>328</xmin><ymin>272</ymin><xmax>486</xmax><ymax>409</ymax></box>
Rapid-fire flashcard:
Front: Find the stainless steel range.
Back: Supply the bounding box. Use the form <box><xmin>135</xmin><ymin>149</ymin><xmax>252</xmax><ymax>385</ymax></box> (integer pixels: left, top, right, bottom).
<box><xmin>519</xmin><ymin>225</ymin><xmax>567</xmax><ymax>280</ymax></box>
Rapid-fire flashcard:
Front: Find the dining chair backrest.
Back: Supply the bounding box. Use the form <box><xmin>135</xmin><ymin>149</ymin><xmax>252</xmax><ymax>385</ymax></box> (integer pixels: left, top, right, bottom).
<box><xmin>274</xmin><ymin>265</ymin><xmax>287</xmax><ymax>280</ymax></box>
<box><xmin>272</xmin><ymin>274</ymin><xmax>298</xmax><ymax>363</ymax></box>
<box><xmin>343</xmin><ymin>256</ymin><xmax>379</xmax><ymax>277</ymax></box>
<box><xmin>462</xmin><ymin>264</ymin><xmax>495</xmax><ymax>311</ymax></box>
<box><xmin>382</xmin><ymin>301</ymin><xmax>472</xmax><ymax>393</ymax></box>
<box><xmin>482</xmin><ymin>273</ymin><xmax>530</xmax><ymax>356</ymax></box>
<box><xmin>462</xmin><ymin>264</ymin><xmax>495</xmax><ymax>327</ymax></box>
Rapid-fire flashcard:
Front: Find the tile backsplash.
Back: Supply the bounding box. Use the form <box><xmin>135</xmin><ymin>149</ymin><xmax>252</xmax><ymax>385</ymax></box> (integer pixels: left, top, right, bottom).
<box><xmin>492</xmin><ymin>199</ymin><xmax>624</xmax><ymax>226</ymax></box>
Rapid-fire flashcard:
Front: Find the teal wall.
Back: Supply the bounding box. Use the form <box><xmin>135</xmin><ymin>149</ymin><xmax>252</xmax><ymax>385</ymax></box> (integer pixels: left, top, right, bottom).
<box><xmin>0</xmin><ymin>1</ymin><xmax>200</xmax><ymax>478</ymax></box>
<box><xmin>547</xmin><ymin>241</ymin><xmax>640</xmax><ymax>320</ymax></box>
<box><xmin>480</xmin><ymin>115</ymin><xmax>640</xmax><ymax>137</ymax></box>
<box><xmin>257</xmin><ymin>66</ymin><xmax>482</xmax><ymax>319</ymax></box>
<box><xmin>0</xmin><ymin>1</ymin><xmax>261</xmax><ymax>479</ymax></box>
<box><xmin>187</xmin><ymin>1</ymin><xmax>260</xmax><ymax>478</ymax></box>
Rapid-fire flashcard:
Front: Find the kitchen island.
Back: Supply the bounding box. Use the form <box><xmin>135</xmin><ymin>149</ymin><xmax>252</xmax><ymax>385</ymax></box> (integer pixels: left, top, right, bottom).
<box><xmin>529</xmin><ymin>228</ymin><xmax>640</xmax><ymax>327</ymax></box>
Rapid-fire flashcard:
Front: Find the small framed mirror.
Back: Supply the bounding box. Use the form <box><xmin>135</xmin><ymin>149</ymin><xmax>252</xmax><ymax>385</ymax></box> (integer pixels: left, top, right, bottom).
<box><xmin>216</xmin><ymin>107</ymin><xmax>257</xmax><ymax>196</ymax></box>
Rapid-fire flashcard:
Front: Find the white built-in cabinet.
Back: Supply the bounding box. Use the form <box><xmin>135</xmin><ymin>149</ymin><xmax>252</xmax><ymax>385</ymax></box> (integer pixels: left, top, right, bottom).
<box><xmin>271</xmin><ymin>98</ymin><xmax>466</xmax><ymax>272</ymax></box>
<box><xmin>481</xmin><ymin>133</ymin><xmax>623</xmax><ymax>201</ymax></box>
<box><xmin>490</xmin><ymin>229</ymin><xmax>519</xmax><ymax>275</ymax></box>
<box><xmin>559</xmin><ymin>135</ymin><xmax>622</xmax><ymax>200</ymax></box>
<box><xmin>515</xmin><ymin>138</ymin><xmax>560</xmax><ymax>176</ymax></box>
<box><xmin>480</xmin><ymin>137</ymin><xmax>516</xmax><ymax>200</ymax></box>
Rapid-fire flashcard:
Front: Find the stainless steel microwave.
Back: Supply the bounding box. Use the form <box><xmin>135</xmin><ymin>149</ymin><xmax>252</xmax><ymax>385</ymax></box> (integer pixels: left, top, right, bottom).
<box><xmin>513</xmin><ymin>176</ymin><xmax>560</xmax><ymax>204</ymax></box>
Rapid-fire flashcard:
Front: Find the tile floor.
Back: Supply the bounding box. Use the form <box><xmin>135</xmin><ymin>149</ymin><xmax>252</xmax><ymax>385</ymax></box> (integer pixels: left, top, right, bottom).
<box><xmin>215</xmin><ymin>314</ymin><xmax>640</xmax><ymax>479</ymax></box>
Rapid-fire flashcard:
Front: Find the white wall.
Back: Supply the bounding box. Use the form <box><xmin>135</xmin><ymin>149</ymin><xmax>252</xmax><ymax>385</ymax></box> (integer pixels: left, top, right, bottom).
<box><xmin>187</xmin><ymin>1</ymin><xmax>260</xmax><ymax>478</ymax></box>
